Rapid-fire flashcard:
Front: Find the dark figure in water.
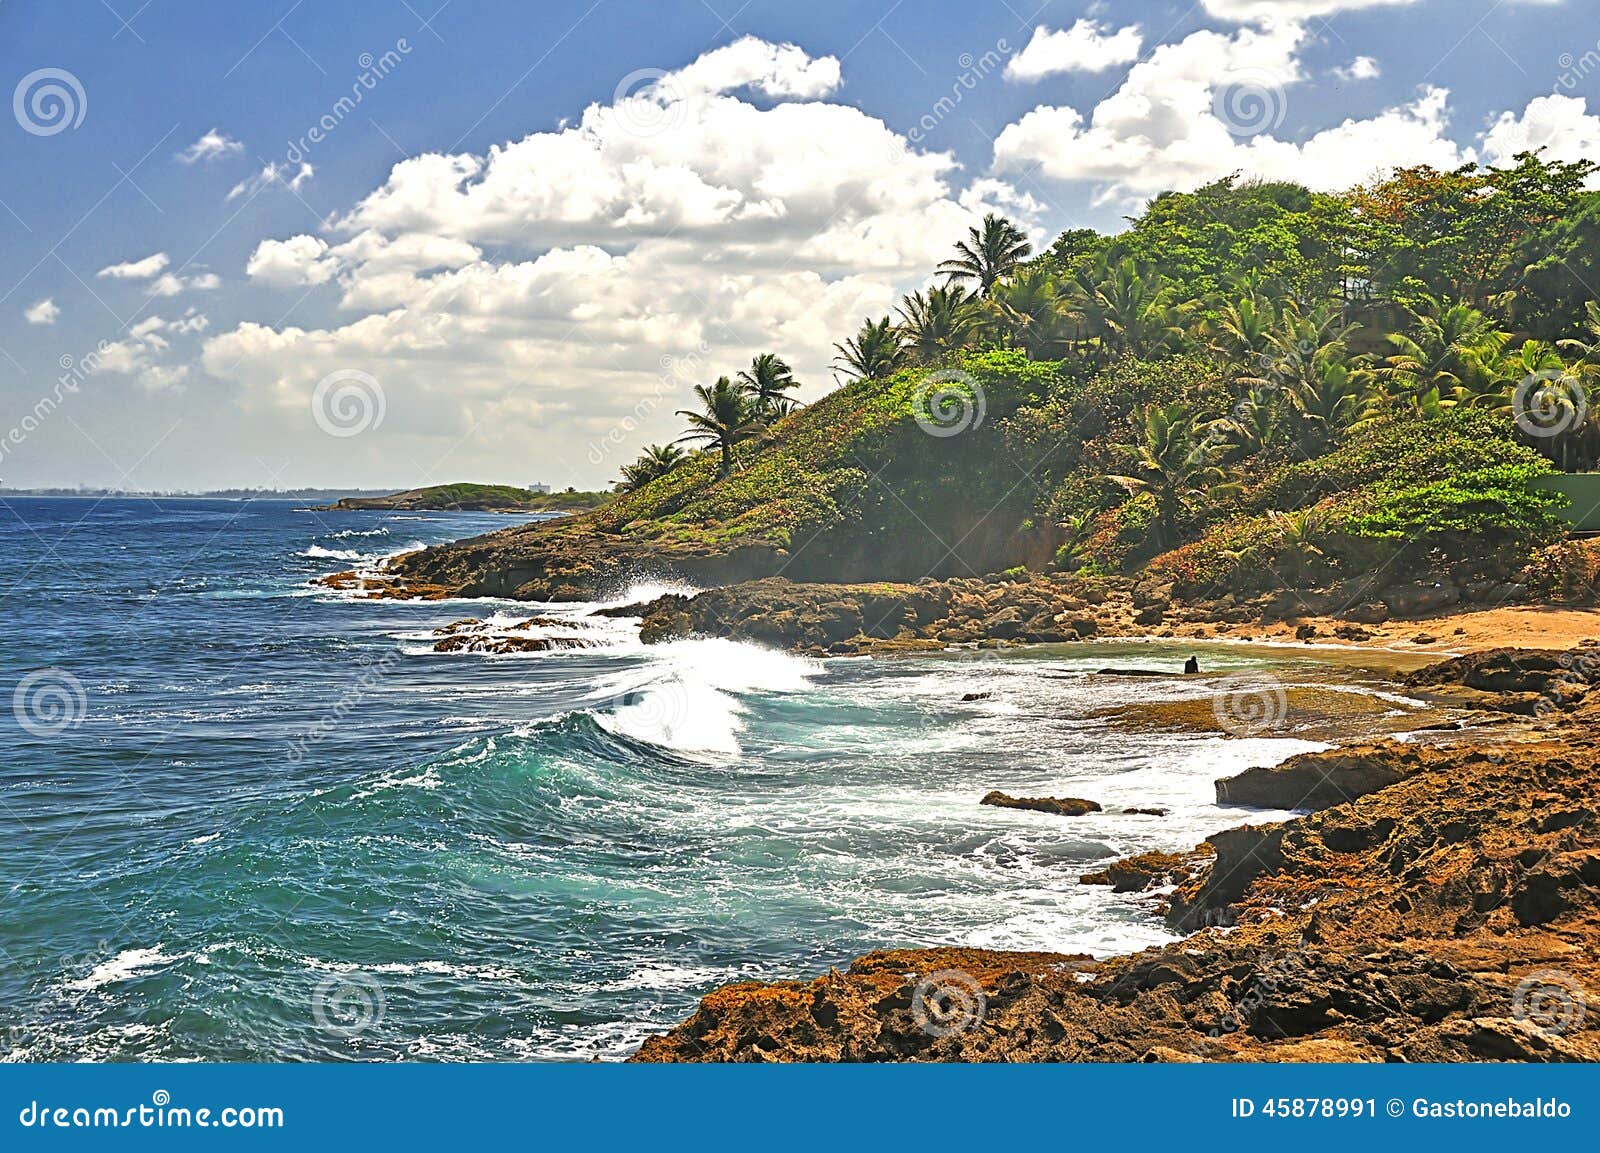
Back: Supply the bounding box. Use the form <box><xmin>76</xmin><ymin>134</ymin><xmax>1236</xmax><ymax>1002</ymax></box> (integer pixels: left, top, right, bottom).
<box><xmin>1183</xmin><ymin>656</ymin><xmax>1200</xmax><ymax>674</ymax></box>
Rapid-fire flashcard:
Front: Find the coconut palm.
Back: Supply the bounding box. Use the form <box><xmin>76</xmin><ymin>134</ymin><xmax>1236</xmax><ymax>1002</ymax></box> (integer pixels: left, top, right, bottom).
<box><xmin>938</xmin><ymin>213</ymin><xmax>1032</xmax><ymax>296</ymax></box>
<box><xmin>616</xmin><ymin>443</ymin><xmax>686</xmax><ymax>492</ymax></box>
<box><xmin>832</xmin><ymin>316</ymin><xmax>908</xmax><ymax>382</ymax></box>
<box><xmin>1266</xmin><ymin>505</ymin><xmax>1330</xmax><ymax>586</ymax></box>
<box><xmin>1101</xmin><ymin>403</ymin><xmax>1232</xmax><ymax>550</ymax></box>
<box><xmin>736</xmin><ymin>353</ymin><xmax>801</xmax><ymax>420</ymax></box>
<box><xmin>1207</xmin><ymin>392</ymin><xmax>1281</xmax><ymax>461</ymax></box>
<box><xmin>896</xmin><ymin>283</ymin><xmax>981</xmax><ymax>362</ymax></box>
<box><xmin>1286</xmin><ymin>357</ymin><xmax>1378</xmax><ymax>456</ymax></box>
<box><xmin>1379</xmin><ymin>296</ymin><xmax>1507</xmax><ymax>403</ymax></box>
<box><xmin>1095</xmin><ymin>259</ymin><xmax>1183</xmax><ymax>357</ymax></box>
<box><xmin>1558</xmin><ymin>301</ymin><xmax>1600</xmax><ymax>378</ymax></box>
<box><xmin>1206</xmin><ymin>295</ymin><xmax>1279</xmax><ymax>363</ymax></box>
<box><xmin>987</xmin><ymin>266</ymin><xmax>1074</xmax><ymax>358</ymax></box>
<box><xmin>676</xmin><ymin>377</ymin><xmax>763</xmax><ymax>479</ymax></box>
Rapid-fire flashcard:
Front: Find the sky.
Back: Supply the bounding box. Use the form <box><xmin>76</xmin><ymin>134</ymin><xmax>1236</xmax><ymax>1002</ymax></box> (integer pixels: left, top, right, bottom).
<box><xmin>1</xmin><ymin>0</ymin><xmax>1598</xmax><ymax>492</ymax></box>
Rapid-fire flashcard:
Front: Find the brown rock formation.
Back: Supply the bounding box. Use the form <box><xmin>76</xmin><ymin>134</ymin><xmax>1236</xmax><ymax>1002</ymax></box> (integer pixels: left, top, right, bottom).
<box><xmin>980</xmin><ymin>791</ymin><xmax>1102</xmax><ymax>817</ymax></box>
<box><xmin>632</xmin><ymin>737</ymin><xmax>1600</xmax><ymax>1062</ymax></box>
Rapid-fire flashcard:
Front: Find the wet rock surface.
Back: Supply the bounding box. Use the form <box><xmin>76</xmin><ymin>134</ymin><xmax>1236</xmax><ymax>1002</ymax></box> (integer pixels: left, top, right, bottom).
<box><xmin>633</xmin><ymin>734</ymin><xmax>1600</xmax><ymax>1062</ymax></box>
<box><xmin>980</xmin><ymin>791</ymin><xmax>1102</xmax><ymax>817</ymax></box>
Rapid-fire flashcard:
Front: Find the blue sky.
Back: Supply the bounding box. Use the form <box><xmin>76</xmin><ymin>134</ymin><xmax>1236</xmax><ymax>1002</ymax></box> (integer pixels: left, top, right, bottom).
<box><xmin>1</xmin><ymin>0</ymin><xmax>1597</xmax><ymax>491</ymax></box>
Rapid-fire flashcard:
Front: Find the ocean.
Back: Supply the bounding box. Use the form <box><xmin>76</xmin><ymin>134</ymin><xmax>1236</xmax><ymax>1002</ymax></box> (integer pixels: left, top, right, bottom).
<box><xmin>0</xmin><ymin>496</ymin><xmax>1410</xmax><ymax>1060</ymax></box>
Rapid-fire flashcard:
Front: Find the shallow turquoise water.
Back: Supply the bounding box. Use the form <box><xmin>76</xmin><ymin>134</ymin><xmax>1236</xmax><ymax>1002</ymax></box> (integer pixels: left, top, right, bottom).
<box><xmin>0</xmin><ymin>497</ymin><xmax>1416</xmax><ymax>1060</ymax></box>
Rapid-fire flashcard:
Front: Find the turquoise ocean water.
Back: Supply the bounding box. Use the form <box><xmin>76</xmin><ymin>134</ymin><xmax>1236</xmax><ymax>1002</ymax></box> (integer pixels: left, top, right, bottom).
<box><xmin>0</xmin><ymin>497</ymin><xmax>1418</xmax><ymax>1060</ymax></box>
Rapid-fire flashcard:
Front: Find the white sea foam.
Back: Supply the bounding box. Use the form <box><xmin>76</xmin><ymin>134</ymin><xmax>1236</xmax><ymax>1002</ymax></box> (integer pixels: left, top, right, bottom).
<box><xmin>67</xmin><ymin>946</ymin><xmax>180</xmax><ymax>991</ymax></box>
<box><xmin>604</xmin><ymin>578</ymin><xmax>701</xmax><ymax>609</ymax></box>
<box><xmin>589</xmin><ymin>637</ymin><xmax>820</xmax><ymax>757</ymax></box>
<box><xmin>300</xmin><ymin>545</ymin><xmax>364</xmax><ymax>561</ymax></box>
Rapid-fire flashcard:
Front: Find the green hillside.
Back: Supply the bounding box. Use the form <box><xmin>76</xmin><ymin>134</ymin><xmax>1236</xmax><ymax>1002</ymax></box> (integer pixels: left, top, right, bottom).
<box><xmin>399</xmin><ymin>155</ymin><xmax>1600</xmax><ymax>602</ymax></box>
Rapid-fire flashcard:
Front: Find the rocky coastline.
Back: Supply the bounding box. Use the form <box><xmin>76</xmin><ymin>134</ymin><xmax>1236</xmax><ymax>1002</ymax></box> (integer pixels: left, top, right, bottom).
<box><xmin>321</xmin><ymin>548</ymin><xmax>1586</xmax><ymax>658</ymax></box>
<box><xmin>632</xmin><ymin>686</ymin><xmax>1600</xmax><ymax>1062</ymax></box>
<box><xmin>314</xmin><ymin>544</ymin><xmax>1600</xmax><ymax>1063</ymax></box>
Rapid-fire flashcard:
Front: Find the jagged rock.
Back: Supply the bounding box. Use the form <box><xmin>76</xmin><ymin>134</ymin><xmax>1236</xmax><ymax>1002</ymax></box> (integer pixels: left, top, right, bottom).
<box><xmin>1215</xmin><ymin>743</ymin><xmax>1444</xmax><ymax>811</ymax></box>
<box><xmin>980</xmin><ymin>791</ymin><xmax>1101</xmax><ymax>817</ymax></box>
<box><xmin>634</xmin><ymin>739</ymin><xmax>1600</xmax><ymax>1063</ymax></box>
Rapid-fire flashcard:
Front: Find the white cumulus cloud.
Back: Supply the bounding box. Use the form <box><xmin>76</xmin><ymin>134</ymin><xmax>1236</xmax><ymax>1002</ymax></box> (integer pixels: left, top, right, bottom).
<box><xmin>1483</xmin><ymin>94</ymin><xmax>1600</xmax><ymax>178</ymax></box>
<box><xmin>24</xmin><ymin>298</ymin><xmax>59</xmax><ymax>325</ymax></box>
<box><xmin>1334</xmin><ymin>55</ymin><xmax>1381</xmax><ymax>81</ymax></box>
<box><xmin>993</xmin><ymin>22</ymin><xmax>1471</xmax><ymax>203</ymax></box>
<box><xmin>1005</xmin><ymin>20</ymin><xmax>1144</xmax><ymax>81</ymax></box>
<box><xmin>205</xmin><ymin>37</ymin><xmax>1034</xmax><ymax>484</ymax></box>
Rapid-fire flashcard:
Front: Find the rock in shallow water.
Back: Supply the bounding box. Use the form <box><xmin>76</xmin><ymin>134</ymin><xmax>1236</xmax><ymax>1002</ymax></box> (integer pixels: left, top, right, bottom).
<box><xmin>979</xmin><ymin>791</ymin><xmax>1101</xmax><ymax>817</ymax></box>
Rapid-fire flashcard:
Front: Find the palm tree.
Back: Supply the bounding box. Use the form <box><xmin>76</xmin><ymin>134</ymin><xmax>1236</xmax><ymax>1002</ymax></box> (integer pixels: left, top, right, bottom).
<box><xmin>1558</xmin><ymin>301</ymin><xmax>1600</xmax><ymax>375</ymax></box>
<box><xmin>1266</xmin><ymin>506</ymin><xmax>1330</xmax><ymax>586</ymax></box>
<box><xmin>938</xmin><ymin>213</ymin><xmax>1031</xmax><ymax>296</ymax></box>
<box><xmin>1379</xmin><ymin>296</ymin><xmax>1506</xmax><ymax>403</ymax></box>
<box><xmin>987</xmin><ymin>266</ymin><xmax>1074</xmax><ymax>358</ymax></box>
<box><xmin>1206</xmin><ymin>295</ymin><xmax>1279</xmax><ymax>363</ymax></box>
<box><xmin>676</xmin><ymin>377</ymin><xmax>763</xmax><ymax>479</ymax></box>
<box><xmin>736</xmin><ymin>353</ymin><xmax>800</xmax><ymax>420</ymax></box>
<box><xmin>1470</xmin><ymin>339</ymin><xmax>1567</xmax><ymax>412</ymax></box>
<box><xmin>1207</xmin><ymin>392</ymin><xmax>1280</xmax><ymax>461</ymax></box>
<box><xmin>1101</xmin><ymin>403</ymin><xmax>1232</xmax><ymax>550</ymax></box>
<box><xmin>616</xmin><ymin>443</ymin><xmax>686</xmax><ymax>492</ymax></box>
<box><xmin>833</xmin><ymin>316</ymin><xmax>908</xmax><ymax>382</ymax></box>
<box><xmin>1095</xmin><ymin>259</ymin><xmax>1182</xmax><ymax>357</ymax></box>
<box><xmin>896</xmin><ymin>284</ymin><xmax>981</xmax><ymax>362</ymax></box>
<box><xmin>1286</xmin><ymin>357</ymin><xmax>1377</xmax><ymax>456</ymax></box>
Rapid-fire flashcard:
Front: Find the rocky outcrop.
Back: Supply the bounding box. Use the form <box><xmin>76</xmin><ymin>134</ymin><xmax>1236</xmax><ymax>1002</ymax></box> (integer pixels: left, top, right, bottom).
<box><xmin>1079</xmin><ymin>849</ymin><xmax>1206</xmax><ymax>893</ymax></box>
<box><xmin>1213</xmin><ymin>742</ymin><xmax>1446</xmax><ymax>811</ymax></box>
<box><xmin>1405</xmin><ymin>646</ymin><xmax>1600</xmax><ymax>715</ymax></box>
<box><xmin>386</xmin><ymin>521</ymin><xmax>788</xmax><ymax>602</ymax></box>
<box><xmin>980</xmin><ymin>791</ymin><xmax>1101</xmax><ymax>817</ymax></box>
<box><xmin>632</xmin><ymin>738</ymin><xmax>1600</xmax><ymax>1062</ymax></box>
<box><xmin>428</xmin><ymin>616</ymin><xmax>604</xmax><ymax>654</ymax></box>
<box><xmin>626</xmin><ymin>575</ymin><xmax>1141</xmax><ymax>654</ymax></box>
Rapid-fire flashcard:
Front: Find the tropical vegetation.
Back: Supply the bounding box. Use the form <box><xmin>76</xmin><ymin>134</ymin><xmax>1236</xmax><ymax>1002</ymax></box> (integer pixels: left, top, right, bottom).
<box><xmin>607</xmin><ymin>153</ymin><xmax>1600</xmax><ymax>598</ymax></box>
